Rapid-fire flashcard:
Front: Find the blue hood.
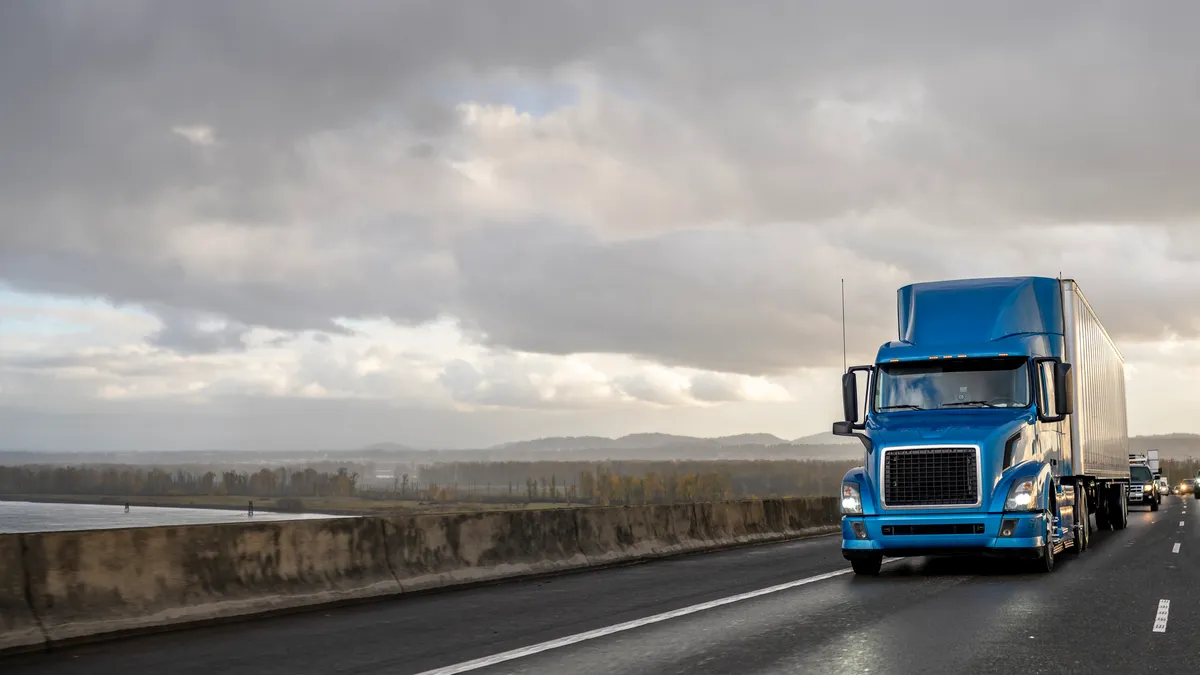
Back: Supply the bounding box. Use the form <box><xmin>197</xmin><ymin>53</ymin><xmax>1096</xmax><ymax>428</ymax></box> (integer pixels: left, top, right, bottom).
<box><xmin>865</xmin><ymin>408</ymin><xmax>1036</xmax><ymax>509</ymax></box>
<box><xmin>866</xmin><ymin>408</ymin><xmax>1033</xmax><ymax>448</ymax></box>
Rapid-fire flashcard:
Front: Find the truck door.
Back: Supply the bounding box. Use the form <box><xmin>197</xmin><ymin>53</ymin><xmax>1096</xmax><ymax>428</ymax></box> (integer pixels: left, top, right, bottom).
<box><xmin>1035</xmin><ymin>359</ymin><xmax>1067</xmax><ymax>476</ymax></box>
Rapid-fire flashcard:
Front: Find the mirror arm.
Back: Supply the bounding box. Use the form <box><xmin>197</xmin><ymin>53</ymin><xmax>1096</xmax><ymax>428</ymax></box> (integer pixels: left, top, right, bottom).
<box><xmin>832</xmin><ymin>421</ymin><xmax>873</xmax><ymax>452</ymax></box>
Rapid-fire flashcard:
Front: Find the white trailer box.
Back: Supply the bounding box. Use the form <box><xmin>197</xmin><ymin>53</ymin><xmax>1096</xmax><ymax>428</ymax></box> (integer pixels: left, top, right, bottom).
<box><xmin>1063</xmin><ymin>279</ymin><xmax>1130</xmax><ymax>480</ymax></box>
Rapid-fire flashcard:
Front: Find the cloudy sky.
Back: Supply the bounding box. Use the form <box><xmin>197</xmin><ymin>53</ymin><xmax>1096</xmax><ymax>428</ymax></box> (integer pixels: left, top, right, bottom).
<box><xmin>3</xmin><ymin>1</ymin><xmax>1200</xmax><ymax>451</ymax></box>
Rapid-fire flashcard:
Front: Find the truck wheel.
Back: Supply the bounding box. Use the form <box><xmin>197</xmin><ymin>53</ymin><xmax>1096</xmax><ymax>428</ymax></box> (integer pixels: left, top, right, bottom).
<box><xmin>850</xmin><ymin>555</ymin><xmax>882</xmax><ymax>576</ymax></box>
<box><xmin>1038</xmin><ymin>519</ymin><xmax>1055</xmax><ymax>573</ymax></box>
<box><xmin>1193</xmin><ymin>489</ymin><xmax>1198</xmax><ymax>500</ymax></box>
<box><xmin>1151</xmin><ymin>497</ymin><xmax>1160</xmax><ymax>512</ymax></box>
<box><xmin>1095</xmin><ymin>491</ymin><xmax>1111</xmax><ymax>530</ymax></box>
<box><xmin>1111</xmin><ymin>487</ymin><xmax>1128</xmax><ymax>530</ymax></box>
<box><xmin>1072</xmin><ymin>493</ymin><xmax>1089</xmax><ymax>553</ymax></box>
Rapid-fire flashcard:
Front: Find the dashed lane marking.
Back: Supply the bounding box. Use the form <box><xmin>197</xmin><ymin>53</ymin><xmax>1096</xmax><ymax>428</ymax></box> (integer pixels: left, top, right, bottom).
<box><xmin>1172</xmin><ymin>543</ymin><xmax>1181</xmax><ymax>553</ymax></box>
<box><xmin>1154</xmin><ymin>599</ymin><xmax>1171</xmax><ymax>633</ymax></box>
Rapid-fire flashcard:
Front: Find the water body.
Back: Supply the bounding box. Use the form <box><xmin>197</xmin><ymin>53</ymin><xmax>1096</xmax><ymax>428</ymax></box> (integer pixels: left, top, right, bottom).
<box><xmin>0</xmin><ymin>500</ymin><xmax>351</xmax><ymax>534</ymax></box>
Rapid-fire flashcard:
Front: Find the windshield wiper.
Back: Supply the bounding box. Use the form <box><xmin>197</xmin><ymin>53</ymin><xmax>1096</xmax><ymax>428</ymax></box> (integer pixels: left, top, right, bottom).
<box><xmin>879</xmin><ymin>404</ymin><xmax>924</xmax><ymax>411</ymax></box>
<box><xmin>942</xmin><ymin>400</ymin><xmax>997</xmax><ymax>408</ymax></box>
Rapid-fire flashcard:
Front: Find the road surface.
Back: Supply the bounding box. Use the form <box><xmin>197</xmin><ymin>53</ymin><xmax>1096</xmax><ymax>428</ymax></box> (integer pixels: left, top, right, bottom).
<box><xmin>5</xmin><ymin>496</ymin><xmax>1198</xmax><ymax>674</ymax></box>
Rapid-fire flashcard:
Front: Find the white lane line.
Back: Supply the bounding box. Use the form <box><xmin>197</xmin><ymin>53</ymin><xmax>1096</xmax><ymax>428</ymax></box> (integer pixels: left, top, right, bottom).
<box><xmin>409</xmin><ymin>560</ymin><xmax>901</xmax><ymax>675</ymax></box>
<box><xmin>1181</xmin><ymin>521</ymin><xmax>1186</xmax><ymax>527</ymax></box>
<box><xmin>1172</xmin><ymin>543</ymin><xmax>1181</xmax><ymax>553</ymax></box>
<box><xmin>1154</xmin><ymin>599</ymin><xmax>1171</xmax><ymax>633</ymax></box>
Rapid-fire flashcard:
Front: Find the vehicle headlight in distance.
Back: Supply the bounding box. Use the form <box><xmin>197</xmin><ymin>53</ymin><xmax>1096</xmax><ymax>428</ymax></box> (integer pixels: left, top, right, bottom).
<box><xmin>841</xmin><ymin>482</ymin><xmax>863</xmax><ymax>514</ymax></box>
<box><xmin>1005</xmin><ymin>479</ymin><xmax>1036</xmax><ymax>511</ymax></box>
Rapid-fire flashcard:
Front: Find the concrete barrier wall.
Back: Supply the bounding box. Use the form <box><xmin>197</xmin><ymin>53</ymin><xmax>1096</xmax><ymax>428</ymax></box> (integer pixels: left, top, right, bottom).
<box><xmin>0</xmin><ymin>536</ymin><xmax>42</xmax><ymax>653</ymax></box>
<box><xmin>0</xmin><ymin>497</ymin><xmax>838</xmax><ymax>654</ymax></box>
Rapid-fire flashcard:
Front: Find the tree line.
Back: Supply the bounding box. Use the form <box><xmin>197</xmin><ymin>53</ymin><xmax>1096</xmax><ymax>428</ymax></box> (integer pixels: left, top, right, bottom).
<box><xmin>0</xmin><ymin>459</ymin><xmax>858</xmax><ymax>506</ymax></box>
<box><xmin>1161</xmin><ymin>459</ymin><xmax>1200</xmax><ymax>485</ymax></box>
<box><xmin>0</xmin><ymin>465</ymin><xmax>358</xmax><ymax>498</ymax></box>
<box><xmin>401</xmin><ymin>459</ymin><xmax>858</xmax><ymax>505</ymax></box>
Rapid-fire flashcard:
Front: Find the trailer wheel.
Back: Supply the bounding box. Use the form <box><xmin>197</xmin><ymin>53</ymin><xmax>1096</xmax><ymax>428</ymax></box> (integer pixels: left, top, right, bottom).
<box><xmin>1110</xmin><ymin>486</ymin><xmax>1128</xmax><ymax>530</ymax></box>
<box><xmin>850</xmin><ymin>555</ymin><xmax>882</xmax><ymax>576</ymax></box>
<box><xmin>1095</xmin><ymin>487</ymin><xmax>1111</xmax><ymax>531</ymax></box>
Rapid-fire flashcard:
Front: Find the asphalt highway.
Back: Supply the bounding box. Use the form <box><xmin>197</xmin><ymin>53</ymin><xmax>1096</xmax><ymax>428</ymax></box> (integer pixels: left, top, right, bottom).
<box><xmin>6</xmin><ymin>495</ymin><xmax>1199</xmax><ymax>675</ymax></box>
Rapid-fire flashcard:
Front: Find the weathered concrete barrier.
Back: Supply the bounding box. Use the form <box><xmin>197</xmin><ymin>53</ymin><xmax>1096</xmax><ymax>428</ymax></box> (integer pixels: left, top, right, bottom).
<box><xmin>0</xmin><ymin>536</ymin><xmax>43</xmax><ymax>653</ymax></box>
<box><xmin>10</xmin><ymin>516</ymin><xmax>398</xmax><ymax>651</ymax></box>
<box><xmin>0</xmin><ymin>497</ymin><xmax>838</xmax><ymax>654</ymax></box>
<box><xmin>386</xmin><ymin>508</ymin><xmax>590</xmax><ymax>592</ymax></box>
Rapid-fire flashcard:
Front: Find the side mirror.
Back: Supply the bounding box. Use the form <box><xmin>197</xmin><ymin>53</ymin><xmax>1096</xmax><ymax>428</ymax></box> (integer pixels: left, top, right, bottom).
<box><xmin>1034</xmin><ymin>357</ymin><xmax>1071</xmax><ymax>423</ymax></box>
<box><xmin>833</xmin><ymin>366</ymin><xmax>874</xmax><ymax>452</ymax></box>
<box><xmin>1054</xmin><ymin>362</ymin><xmax>1074</xmax><ymax>416</ymax></box>
<box><xmin>841</xmin><ymin>372</ymin><xmax>860</xmax><ymax>424</ymax></box>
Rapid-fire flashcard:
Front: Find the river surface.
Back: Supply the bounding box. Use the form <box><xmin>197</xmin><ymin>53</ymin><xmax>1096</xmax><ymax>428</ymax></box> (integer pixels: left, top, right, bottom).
<box><xmin>0</xmin><ymin>500</ymin><xmax>349</xmax><ymax>533</ymax></box>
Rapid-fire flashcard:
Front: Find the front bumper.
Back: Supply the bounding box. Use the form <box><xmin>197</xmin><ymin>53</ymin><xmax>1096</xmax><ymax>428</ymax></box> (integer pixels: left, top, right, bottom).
<box><xmin>1128</xmin><ymin>488</ymin><xmax>1156</xmax><ymax>503</ymax></box>
<box><xmin>841</xmin><ymin>511</ymin><xmax>1049</xmax><ymax>560</ymax></box>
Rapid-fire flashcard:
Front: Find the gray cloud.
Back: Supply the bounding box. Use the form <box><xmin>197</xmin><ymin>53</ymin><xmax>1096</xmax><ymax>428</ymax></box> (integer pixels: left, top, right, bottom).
<box><xmin>613</xmin><ymin>374</ymin><xmax>688</xmax><ymax>406</ymax></box>
<box><xmin>453</xmin><ymin>223</ymin><xmax>901</xmax><ymax>374</ymax></box>
<box><xmin>688</xmin><ymin>374</ymin><xmax>743</xmax><ymax>403</ymax></box>
<box><xmin>4</xmin><ymin>1</ymin><xmax>1200</xmax><ymax>381</ymax></box>
<box><xmin>147</xmin><ymin>309</ymin><xmax>250</xmax><ymax>353</ymax></box>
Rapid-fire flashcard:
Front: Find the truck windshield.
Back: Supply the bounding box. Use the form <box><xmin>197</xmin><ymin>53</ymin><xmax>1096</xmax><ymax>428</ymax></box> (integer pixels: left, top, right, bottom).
<box><xmin>1130</xmin><ymin>466</ymin><xmax>1153</xmax><ymax>482</ymax></box>
<box><xmin>874</xmin><ymin>356</ymin><xmax>1031</xmax><ymax>412</ymax></box>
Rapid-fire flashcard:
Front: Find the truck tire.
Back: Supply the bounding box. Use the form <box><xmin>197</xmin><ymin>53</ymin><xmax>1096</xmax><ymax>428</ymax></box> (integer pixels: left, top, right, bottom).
<box><xmin>850</xmin><ymin>555</ymin><xmax>882</xmax><ymax>576</ymax></box>
<box><xmin>1038</xmin><ymin>518</ymin><xmax>1056</xmax><ymax>573</ymax></box>
<box><xmin>1111</xmin><ymin>486</ymin><xmax>1128</xmax><ymax>530</ymax></box>
<box><xmin>1072</xmin><ymin>492</ymin><xmax>1089</xmax><ymax>553</ymax></box>
<box><xmin>1151</xmin><ymin>496</ymin><xmax>1160</xmax><ymax>512</ymax></box>
<box><xmin>1095</xmin><ymin>488</ymin><xmax>1111</xmax><ymax>531</ymax></box>
<box><xmin>1193</xmin><ymin>489</ymin><xmax>1198</xmax><ymax>500</ymax></box>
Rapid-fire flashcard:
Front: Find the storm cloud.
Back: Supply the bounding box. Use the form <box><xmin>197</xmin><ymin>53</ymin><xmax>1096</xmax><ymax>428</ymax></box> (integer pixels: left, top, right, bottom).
<box><xmin>3</xmin><ymin>1</ymin><xmax>1200</xmax><ymax>392</ymax></box>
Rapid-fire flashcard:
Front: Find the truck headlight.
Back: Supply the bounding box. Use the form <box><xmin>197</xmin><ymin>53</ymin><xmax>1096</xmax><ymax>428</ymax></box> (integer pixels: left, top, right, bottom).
<box><xmin>841</xmin><ymin>482</ymin><xmax>863</xmax><ymax>514</ymax></box>
<box><xmin>1005</xmin><ymin>479</ymin><xmax>1037</xmax><ymax>511</ymax></box>
<box><xmin>1144</xmin><ymin>484</ymin><xmax>1154</xmax><ymax>492</ymax></box>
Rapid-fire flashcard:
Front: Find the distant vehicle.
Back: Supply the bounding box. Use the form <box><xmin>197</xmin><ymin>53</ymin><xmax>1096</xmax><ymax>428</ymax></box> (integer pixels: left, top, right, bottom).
<box><xmin>1156</xmin><ymin>478</ymin><xmax>1170</xmax><ymax>496</ymax></box>
<box><xmin>1179</xmin><ymin>479</ymin><xmax>1196</xmax><ymax>496</ymax></box>
<box><xmin>835</xmin><ymin>277</ymin><xmax>1129</xmax><ymax>575</ymax></box>
<box><xmin>1128</xmin><ymin>460</ymin><xmax>1160</xmax><ymax>511</ymax></box>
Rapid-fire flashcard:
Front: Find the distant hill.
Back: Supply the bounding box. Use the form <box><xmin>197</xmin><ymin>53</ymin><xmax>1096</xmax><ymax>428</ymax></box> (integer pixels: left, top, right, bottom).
<box><xmin>715</xmin><ymin>433</ymin><xmax>790</xmax><ymax>446</ymax></box>
<box><xmin>490</xmin><ymin>433</ymin><xmax>797</xmax><ymax>453</ymax></box>
<box><xmin>1131</xmin><ymin>434</ymin><xmax>1200</xmax><ymax>460</ymax></box>
<box><xmin>616</xmin><ymin>433</ymin><xmax>718</xmax><ymax>449</ymax></box>
<box><xmin>489</xmin><ymin>436</ymin><xmax>623</xmax><ymax>452</ymax></box>
<box><xmin>363</xmin><ymin>442</ymin><xmax>417</xmax><ymax>453</ymax></box>
<box><xmin>793</xmin><ymin>432</ymin><xmax>860</xmax><ymax>446</ymax></box>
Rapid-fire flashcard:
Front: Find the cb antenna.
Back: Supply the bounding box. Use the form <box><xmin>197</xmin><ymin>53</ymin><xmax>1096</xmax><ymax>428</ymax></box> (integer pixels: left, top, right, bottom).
<box><xmin>841</xmin><ymin>278</ymin><xmax>847</xmax><ymax>373</ymax></box>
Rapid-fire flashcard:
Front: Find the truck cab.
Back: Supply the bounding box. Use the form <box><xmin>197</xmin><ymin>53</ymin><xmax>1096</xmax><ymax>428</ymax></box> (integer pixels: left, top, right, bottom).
<box><xmin>835</xmin><ymin>277</ymin><xmax>1130</xmax><ymax>575</ymax></box>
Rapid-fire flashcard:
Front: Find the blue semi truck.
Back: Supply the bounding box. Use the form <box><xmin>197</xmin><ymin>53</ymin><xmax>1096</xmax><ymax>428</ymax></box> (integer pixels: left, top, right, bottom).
<box><xmin>834</xmin><ymin>276</ymin><xmax>1130</xmax><ymax>574</ymax></box>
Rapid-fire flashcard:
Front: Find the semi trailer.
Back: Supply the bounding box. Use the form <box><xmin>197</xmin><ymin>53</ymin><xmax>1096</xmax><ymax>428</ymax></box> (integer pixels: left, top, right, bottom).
<box><xmin>835</xmin><ymin>276</ymin><xmax>1130</xmax><ymax>574</ymax></box>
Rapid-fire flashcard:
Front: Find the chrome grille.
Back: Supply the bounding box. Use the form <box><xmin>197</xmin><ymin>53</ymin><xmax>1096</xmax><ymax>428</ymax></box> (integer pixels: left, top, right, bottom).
<box><xmin>883</xmin><ymin>446</ymin><xmax>979</xmax><ymax>507</ymax></box>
